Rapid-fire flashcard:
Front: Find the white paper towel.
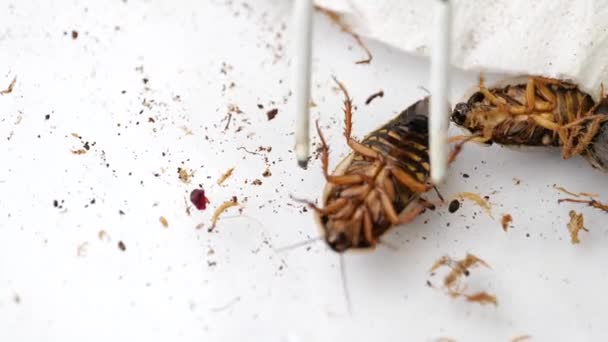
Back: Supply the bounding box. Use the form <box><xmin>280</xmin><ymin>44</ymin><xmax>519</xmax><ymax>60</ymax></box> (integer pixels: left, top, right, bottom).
<box><xmin>314</xmin><ymin>0</ymin><xmax>608</xmax><ymax>99</ymax></box>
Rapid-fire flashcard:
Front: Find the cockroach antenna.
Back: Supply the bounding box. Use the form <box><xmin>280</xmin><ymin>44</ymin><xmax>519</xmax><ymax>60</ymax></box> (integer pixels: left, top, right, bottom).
<box><xmin>339</xmin><ymin>254</ymin><xmax>352</xmax><ymax>315</ymax></box>
<box><xmin>274</xmin><ymin>237</ymin><xmax>323</xmax><ymax>253</ymax></box>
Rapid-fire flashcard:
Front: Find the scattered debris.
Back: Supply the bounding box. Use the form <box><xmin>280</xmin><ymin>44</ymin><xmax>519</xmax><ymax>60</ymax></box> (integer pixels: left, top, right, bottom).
<box><xmin>190</xmin><ymin>188</ymin><xmax>210</xmax><ymax>210</ymax></box>
<box><xmin>455</xmin><ymin>192</ymin><xmax>493</xmax><ymax>218</ymax></box>
<box><xmin>71</xmin><ymin>149</ymin><xmax>87</xmax><ymax>155</ymax></box>
<box><xmin>98</xmin><ymin>230</ymin><xmax>110</xmax><ymax>241</ymax></box>
<box><xmin>501</xmin><ymin>214</ymin><xmax>512</xmax><ymax>232</ymax></box>
<box><xmin>210</xmin><ymin>197</ymin><xmax>239</xmax><ymax>231</ymax></box>
<box><xmin>252</xmin><ymin>179</ymin><xmax>262</xmax><ymax>186</ymax></box>
<box><xmin>567</xmin><ymin>210</ymin><xmax>588</xmax><ymax>244</ymax></box>
<box><xmin>0</xmin><ymin>76</ymin><xmax>16</xmax><ymax>95</ymax></box>
<box><xmin>365</xmin><ymin>90</ymin><xmax>384</xmax><ymax>105</ymax></box>
<box><xmin>428</xmin><ymin>253</ymin><xmax>497</xmax><ymax>306</ymax></box>
<box><xmin>448</xmin><ymin>199</ymin><xmax>460</xmax><ymax>213</ymax></box>
<box><xmin>217</xmin><ymin>167</ymin><xmax>235</xmax><ymax>185</ymax></box>
<box><xmin>464</xmin><ymin>292</ymin><xmax>498</xmax><ymax>306</ymax></box>
<box><xmin>77</xmin><ymin>242</ymin><xmax>89</xmax><ymax>257</ymax></box>
<box><xmin>266</xmin><ymin>108</ymin><xmax>278</xmax><ymax>121</ymax></box>
<box><xmin>117</xmin><ymin>241</ymin><xmax>126</xmax><ymax>251</ymax></box>
<box><xmin>178</xmin><ymin>167</ymin><xmax>193</xmax><ymax>183</ymax></box>
<box><xmin>159</xmin><ymin>216</ymin><xmax>169</xmax><ymax>228</ymax></box>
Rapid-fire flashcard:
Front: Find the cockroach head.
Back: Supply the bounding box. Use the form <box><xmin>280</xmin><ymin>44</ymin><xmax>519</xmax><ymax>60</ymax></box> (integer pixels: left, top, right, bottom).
<box><xmin>451</xmin><ymin>102</ymin><xmax>471</xmax><ymax>126</ymax></box>
<box><xmin>326</xmin><ymin>228</ymin><xmax>352</xmax><ymax>252</ymax></box>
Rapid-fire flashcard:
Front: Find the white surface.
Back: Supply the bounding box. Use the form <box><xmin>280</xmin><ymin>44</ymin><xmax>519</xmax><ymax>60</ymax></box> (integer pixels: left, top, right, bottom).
<box><xmin>2</xmin><ymin>1</ymin><xmax>608</xmax><ymax>341</ymax></box>
<box><xmin>314</xmin><ymin>0</ymin><xmax>608</xmax><ymax>99</ymax></box>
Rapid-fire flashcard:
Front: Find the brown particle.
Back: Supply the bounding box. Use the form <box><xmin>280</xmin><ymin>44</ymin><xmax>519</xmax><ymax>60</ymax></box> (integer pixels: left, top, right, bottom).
<box><xmin>159</xmin><ymin>216</ymin><xmax>169</xmax><ymax>228</ymax></box>
<box><xmin>217</xmin><ymin>167</ymin><xmax>235</xmax><ymax>185</ymax></box>
<box><xmin>501</xmin><ymin>214</ymin><xmax>513</xmax><ymax>232</ymax></box>
<box><xmin>262</xmin><ymin>168</ymin><xmax>272</xmax><ymax>177</ymax></box>
<box><xmin>511</xmin><ymin>335</ymin><xmax>532</xmax><ymax>342</ymax></box>
<box><xmin>465</xmin><ymin>292</ymin><xmax>498</xmax><ymax>306</ymax></box>
<box><xmin>13</xmin><ymin>293</ymin><xmax>20</xmax><ymax>304</ymax></box>
<box><xmin>195</xmin><ymin>223</ymin><xmax>205</xmax><ymax>230</ymax></box>
<box><xmin>209</xmin><ymin>197</ymin><xmax>239</xmax><ymax>231</ymax></box>
<box><xmin>77</xmin><ymin>242</ymin><xmax>89</xmax><ymax>257</ymax></box>
<box><xmin>117</xmin><ymin>241</ymin><xmax>126</xmax><ymax>251</ymax></box>
<box><xmin>71</xmin><ymin>149</ymin><xmax>87</xmax><ymax>155</ymax></box>
<box><xmin>266</xmin><ymin>108</ymin><xmax>278</xmax><ymax>121</ymax></box>
<box><xmin>0</xmin><ymin>76</ymin><xmax>16</xmax><ymax>95</ymax></box>
<box><xmin>567</xmin><ymin>210</ymin><xmax>588</xmax><ymax>244</ymax></box>
<box><xmin>71</xmin><ymin>30</ymin><xmax>78</xmax><ymax>39</ymax></box>
<box><xmin>98</xmin><ymin>230</ymin><xmax>110</xmax><ymax>241</ymax></box>
<box><xmin>252</xmin><ymin>179</ymin><xmax>262</xmax><ymax>185</ymax></box>
<box><xmin>456</xmin><ymin>192</ymin><xmax>493</xmax><ymax>218</ymax></box>
<box><xmin>178</xmin><ymin>167</ymin><xmax>193</xmax><ymax>183</ymax></box>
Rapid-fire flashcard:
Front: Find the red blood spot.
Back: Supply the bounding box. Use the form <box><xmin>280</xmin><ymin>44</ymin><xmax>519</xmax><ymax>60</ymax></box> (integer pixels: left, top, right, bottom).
<box><xmin>190</xmin><ymin>189</ymin><xmax>210</xmax><ymax>210</ymax></box>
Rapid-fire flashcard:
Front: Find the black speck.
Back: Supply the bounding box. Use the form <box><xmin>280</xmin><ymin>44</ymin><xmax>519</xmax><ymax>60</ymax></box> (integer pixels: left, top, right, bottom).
<box><xmin>526</xmin><ymin>233</ymin><xmax>530</xmax><ymax>238</ymax></box>
<box><xmin>448</xmin><ymin>199</ymin><xmax>460</xmax><ymax>213</ymax></box>
<box><xmin>142</xmin><ymin>78</ymin><xmax>149</xmax><ymax>84</ymax></box>
<box><xmin>462</xmin><ymin>173</ymin><xmax>469</xmax><ymax>178</ymax></box>
<box><xmin>53</xmin><ymin>200</ymin><xmax>58</xmax><ymax>208</ymax></box>
<box><xmin>118</xmin><ymin>241</ymin><xmax>126</xmax><ymax>251</ymax></box>
<box><xmin>45</xmin><ymin>114</ymin><xmax>50</xmax><ymax>120</ymax></box>
<box><xmin>119</xmin><ymin>210</ymin><xmax>125</xmax><ymax>215</ymax></box>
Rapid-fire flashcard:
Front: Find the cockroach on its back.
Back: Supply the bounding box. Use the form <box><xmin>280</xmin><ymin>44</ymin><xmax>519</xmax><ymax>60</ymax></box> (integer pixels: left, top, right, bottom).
<box><xmin>451</xmin><ymin>75</ymin><xmax>608</xmax><ymax>171</ymax></box>
<box><xmin>296</xmin><ymin>77</ymin><xmax>466</xmax><ymax>253</ymax></box>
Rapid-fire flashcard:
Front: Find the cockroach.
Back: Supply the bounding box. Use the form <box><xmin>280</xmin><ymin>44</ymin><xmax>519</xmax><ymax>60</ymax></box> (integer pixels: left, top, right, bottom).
<box><xmin>294</xmin><ymin>77</ymin><xmax>467</xmax><ymax>253</ymax></box>
<box><xmin>451</xmin><ymin>76</ymin><xmax>608</xmax><ymax>171</ymax></box>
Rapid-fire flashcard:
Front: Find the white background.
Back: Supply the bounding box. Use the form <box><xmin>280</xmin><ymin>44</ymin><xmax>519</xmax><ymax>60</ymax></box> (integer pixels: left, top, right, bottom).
<box><xmin>1</xmin><ymin>1</ymin><xmax>608</xmax><ymax>341</ymax></box>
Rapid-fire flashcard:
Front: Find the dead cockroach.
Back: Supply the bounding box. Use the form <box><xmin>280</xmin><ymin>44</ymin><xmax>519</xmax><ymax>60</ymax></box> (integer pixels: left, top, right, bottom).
<box><xmin>294</xmin><ymin>77</ymin><xmax>467</xmax><ymax>253</ymax></box>
<box><xmin>451</xmin><ymin>76</ymin><xmax>608</xmax><ymax>171</ymax></box>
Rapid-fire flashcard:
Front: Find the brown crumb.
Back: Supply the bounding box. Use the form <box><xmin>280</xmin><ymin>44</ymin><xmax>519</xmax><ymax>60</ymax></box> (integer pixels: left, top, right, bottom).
<box><xmin>195</xmin><ymin>223</ymin><xmax>205</xmax><ymax>230</ymax></box>
<box><xmin>266</xmin><ymin>108</ymin><xmax>278</xmax><ymax>121</ymax></box>
<box><xmin>217</xmin><ymin>167</ymin><xmax>235</xmax><ymax>185</ymax></box>
<box><xmin>71</xmin><ymin>149</ymin><xmax>87</xmax><ymax>155</ymax></box>
<box><xmin>0</xmin><ymin>76</ymin><xmax>16</xmax><ymax>95</ymax></box>
<box><xmin>98</xmin><ymin>230</ymin><xmax>110</xmax><ymax>241</ymax></box>
<box><xmin>365</xmin><ymin>90</ymin><xmax>384</xmax><ymax>105</ymax></box>
<box><xmin>435</xmin><ymin>338</ymin><xmax>457</xmax><ymax>342</ymax></box>
<box><xmin>262</xmin><ymin>168</ymin><xmax>272</xmax><ymax>177</ymax></box>
<box><xmin>180</xmin><ymin>126</ymin><xmax>194</xmax><ymax>135</ymax></box>
<box><xmin>210</xmin><ymin>197</ymin><xmax>239</xmax><ymax>231</ymax></box>
<box><xmin>71</xmin><ymin>133</ymin><xmax>82</xmax><ymax>139</ymax></box>
<box><xmin>76</xmin><ymin>242</ymin><xmax>89</xmax><ymax>257</ymax></box>
<box><xmin>567</xmin><ymin>210</ymin><xmax>588</xmax><ymax>244</ymax></box>
<box><xmin>159</xmin><ymin>216</ymin><xmax>169</xmax><ymax>228</ymax></box>
<box><xmin>117</xmin><ymin>241</ymin><xmax>126</xmax><ymax>251</ymax></box>
<box><xmin>71</xmin><ymin>30</ymin><xmax>78</xmax><ymax>39</ymax></box>
<box><xmin>465</xmin><ymin>292</ymin><xmax>498</xmax><ymax>306</ymax></box>
<box><xmin>178</xmin><ymin>167</ymin><xmax>193</xmax><ymax>183</ymax></box>
<box><xmin>511</xmin><ymin>335</ymin><xmax>532</xmax><ymax>342</ymax></box>
<box><xmin>456</xmin><ymin>192</ymin><xmax>493</xmax><ymax>218</ymax></box>
<box><xmin>513</xmin><ymin>177</ymin><xmax>521</xmax><ymax>185</ymax></box>
<box><xmin>501</xmin><ymin>214</ymin><xmax>512</xmax><ymax>232</ymax></box>
<box><xmin>252</xmin><ymin>179</ymin><xmax>262</xmax><ymax>185</ymax></box>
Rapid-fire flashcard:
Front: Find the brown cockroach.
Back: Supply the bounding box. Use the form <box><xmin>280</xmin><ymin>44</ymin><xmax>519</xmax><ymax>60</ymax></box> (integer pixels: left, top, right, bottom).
<box><xmin>295</xmin><ymin>77</ymin><xmax>467</xmax><ymax>253</ymax></box>
<box><xmin>451</xmin><ymin>76</ymin><xmax>608</xmax><ymax>171</ymax></box>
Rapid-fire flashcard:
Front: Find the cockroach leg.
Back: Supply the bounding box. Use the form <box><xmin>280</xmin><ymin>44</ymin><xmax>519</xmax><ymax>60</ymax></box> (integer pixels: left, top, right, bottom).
<box><xmin>290</xmin><ymin>195</ymin><xmax>323</xmax><ymax>213</ymax></box>
<box><xmin>340</xmin><ymin>183</ymin><xmax>371</xmax><ymax>198</ymax></box>
<box><xmin>348</xmin><ymin>138</ymin><xmax>380</xmax><ymax>159</ymax></box>
<box><xmin>534</xmin><ymin>78</ymin><xmax>557</xmax><ymax>111</ymax></box>
<box><xmin>361</xmin><ymin>207</ymin><xmax>373</xmax><ymax>246</ymax></box>
<box><xmin>316</xmin><ymin>119</ymin><xmax>368</xmax><ymax>185</ymax></box>
<box><xmin>432</xmin><ymin>186</ymin><xmax>445</xmax><ymax>202</ymax></box>
<box><xmin>447</xmin><ymin>134</ymin><xmax>475</xmax><ymax>165</ymax></box>
<box><xmin>332</xmin><ymin>76</ymin><xmax>354</xmax><ymax>142</ymax></box>
<box><xmin>387</xmin><ymin>165</ymin><xmax>430</xmax><ymax>193</ymax></box>
<box><xmin>530</xmin><ymin>115</ymin><xmax>560</xmax><ymax>131</ymax></box>
<box><xmin>376</xmin><ymin>189</ymin><xmax>400</xmax><ymax>225</ymax></box>
<box><xmin>396</xmin><ymin>203</ymin><xmax>426</xmax><ymax>225</ymax></box>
